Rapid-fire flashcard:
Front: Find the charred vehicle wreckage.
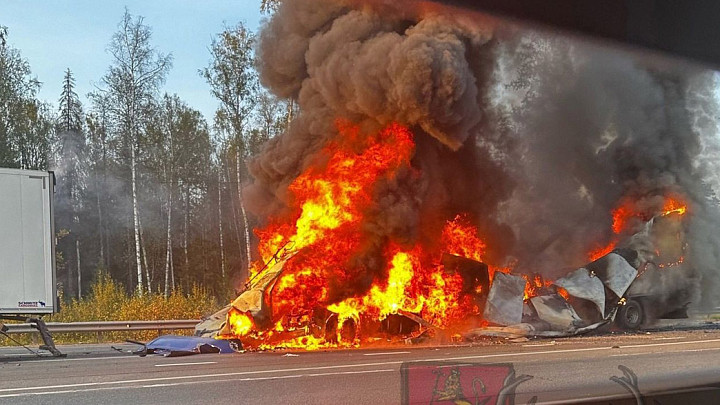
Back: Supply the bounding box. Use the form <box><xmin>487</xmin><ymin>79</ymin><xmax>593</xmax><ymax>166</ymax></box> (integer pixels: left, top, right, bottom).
<box><xmin>195</xmin><ymin>198</ymin><xmax>691</xmax><ymax>350</ymax></box>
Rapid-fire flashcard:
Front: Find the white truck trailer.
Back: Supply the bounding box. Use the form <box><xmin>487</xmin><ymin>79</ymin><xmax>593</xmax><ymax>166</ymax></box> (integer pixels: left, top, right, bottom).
<box><xmin>0</xmin><ymin>168</ymin><xmax>62</xmax><ymax>356</ymax></box>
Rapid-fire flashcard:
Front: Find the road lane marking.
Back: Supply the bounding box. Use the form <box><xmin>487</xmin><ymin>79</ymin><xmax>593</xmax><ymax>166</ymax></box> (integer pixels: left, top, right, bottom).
<box><xmin>0</xmin><ymin>369</ymin><xmax>395</xmax><ymax>398</ymax></box>
<box><xmin>363</xmin><ymin>351</ymin><xmax>410</xmax><ymax>356</ymax></box>
<box><xmin>610</xmin><ymin>346</ymin><xmax>720</xmax><ymax>357</ymax></box>
<box><xmin>610</xmin><ymin>338</ymin><xmax>720</xmax><ymax>349</ymax></box>
<box><xmin>145</xmin><ymin>369</ymin><xmax>395</xmax><ymax>387</ymax></box>
<box><xmin>155</xmin><ymin>361</ymin><xmax>217</xmax><ymax>367</ymax></box>
<box><xmin>4</xmin><ymin>337</ymin><xmax>720</xmax><ymax>394</ymax></box>
<box><xmin>678</xmin><ymin>348</ymin><xmax>720</xmax><ymax>353</ymax></box>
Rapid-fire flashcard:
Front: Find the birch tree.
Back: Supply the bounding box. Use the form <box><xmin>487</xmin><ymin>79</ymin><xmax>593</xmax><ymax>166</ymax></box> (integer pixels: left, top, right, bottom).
<box><xmin>94</xmin><ymin>9</ymin><xmax>172</xmax><ymax>294</ymax></box>
<box><xmin>147</xmin><ymin>94</ymin><xmax>211</xmax><ymax>296</ymax></box>
<box><xmin>200</xmin><ymin>23</ymin><xmax>257</xmax><ymax>278</ymax></box>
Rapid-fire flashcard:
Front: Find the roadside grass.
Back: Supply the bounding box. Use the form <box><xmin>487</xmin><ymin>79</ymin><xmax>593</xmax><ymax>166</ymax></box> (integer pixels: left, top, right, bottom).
<box><xmin>1</xmin><ymin>273</ymin><xmax>222</xmax><ymax>347</ymax></box>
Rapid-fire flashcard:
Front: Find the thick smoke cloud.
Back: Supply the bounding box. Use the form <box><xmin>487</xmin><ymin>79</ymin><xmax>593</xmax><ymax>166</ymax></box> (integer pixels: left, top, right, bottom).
<box><xmin>497</xmin><ymin>36</ymin><xmax>720</xmax><ymax>307</ymax></box>
<box><xmin>249</xmin><ymin>0</ymin><xmax>720</xmax><ymax>308</ymax></box>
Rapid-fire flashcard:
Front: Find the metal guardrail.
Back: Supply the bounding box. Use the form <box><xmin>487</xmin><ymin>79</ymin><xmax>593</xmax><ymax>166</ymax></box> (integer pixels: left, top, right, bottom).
<box><xmin>3</xmin><ymin>320</ymin><xmax>200</xmax><ymax>334</ymax></box>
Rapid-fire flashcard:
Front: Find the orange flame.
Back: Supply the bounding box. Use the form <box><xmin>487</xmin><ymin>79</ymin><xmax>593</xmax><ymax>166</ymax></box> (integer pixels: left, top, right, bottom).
<box><xmin>587</xmin><ymin>242</ymin><xmax>617</xmax><ymax>262</ymax></box>
<box><xmin>228</xmin><ymin>122</ymin><xmax>493</xmax><ymax>348</ymax></box>
<box><xmin>522</xmin><ymin>273</ymin><xmax>558</xmax><ymax>300</ymax></box>
<box><xmin>227</xmin><ymin>309</ymin><xmax>255</xmax><ymax>337</ymax></box>
<box><xmin>442</xmin><ymin>214</ymin><xmax>486</xmax><ymax>262</ymax></box>
<box><xmin>587</xmin><ymin>194</ymin><xmax>688</xmax><ymax>261</ymax></box>
<box><xmin>443</xmin><ymin>214</ymin><xmax>510</xmax><ymax>284</ymax></box>
<box><xmin>661</xmin><ymin>197</ymin><xmax>687</xmax><ymax>217</ymax></box>
<box><xmin>254</xmin><ymin>120</ymin><xmax>415</xmax><ymax>276</ymax></box>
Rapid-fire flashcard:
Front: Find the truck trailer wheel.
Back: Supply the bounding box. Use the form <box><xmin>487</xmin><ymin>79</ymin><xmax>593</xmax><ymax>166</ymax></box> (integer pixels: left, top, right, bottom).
<box><xmin>616</xmin><ymin>299</ymin><xmax>644</xmax><ymax>330</ymax></box>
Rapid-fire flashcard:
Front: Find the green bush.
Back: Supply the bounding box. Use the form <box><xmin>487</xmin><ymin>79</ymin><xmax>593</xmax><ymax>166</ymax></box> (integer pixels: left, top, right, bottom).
<box><xmin>1</xmin><ymin>273</ymin><xmax>222</xmax><ymax>346</ymax></box>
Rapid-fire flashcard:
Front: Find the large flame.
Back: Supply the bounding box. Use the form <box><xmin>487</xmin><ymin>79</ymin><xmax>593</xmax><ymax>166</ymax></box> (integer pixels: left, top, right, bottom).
<box><xmin>232</xmin><ymin>122</ymin><xmax>493</xmax><ymax>348</ymax></box>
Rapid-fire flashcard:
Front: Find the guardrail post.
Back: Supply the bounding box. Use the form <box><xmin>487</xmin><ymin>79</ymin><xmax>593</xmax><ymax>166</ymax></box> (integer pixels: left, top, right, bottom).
<box><xmin>30</xmin><ymin>318</ymin><xmax>65</xmax><ymax>357</ymax></box>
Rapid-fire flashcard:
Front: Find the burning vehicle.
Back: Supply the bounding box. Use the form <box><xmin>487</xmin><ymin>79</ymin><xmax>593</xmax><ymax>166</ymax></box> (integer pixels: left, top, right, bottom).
<box><xmin>194</xmin><ymin>121</ymin><xmax>692</xmax><ymax>349</ymax></box>
<box><xmin>195</xmin><ymin>0</ymin><xmax>719</xmax><ymax>350</ymax></box>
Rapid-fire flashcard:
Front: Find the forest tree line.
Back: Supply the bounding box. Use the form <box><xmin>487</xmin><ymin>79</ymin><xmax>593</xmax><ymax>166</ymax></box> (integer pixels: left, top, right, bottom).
<box><xmin>0</xmin><ymin>8</ymin><xmax>289</xmax><ymax>301</ymax></box>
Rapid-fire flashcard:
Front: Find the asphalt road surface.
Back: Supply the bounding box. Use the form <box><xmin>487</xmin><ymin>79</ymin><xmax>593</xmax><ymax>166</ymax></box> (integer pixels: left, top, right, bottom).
<box><xmin>2</xmin><ymin>324</ymin><xmax>720</xmax><ymax>404</ymax></box>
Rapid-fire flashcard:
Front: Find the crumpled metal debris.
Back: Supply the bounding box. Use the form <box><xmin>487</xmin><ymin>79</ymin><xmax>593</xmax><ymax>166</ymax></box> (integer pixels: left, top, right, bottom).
<box><xmin>529</xmin><ymin>294</ymin><xmax>583</xmax><ymax>331</ymax></box>
<box><xmin>555</xmin><ymin>267</ymin><xmax>606</xmax><ymax>316</ymax></box>
<box><xmin>473</xmin><ymin>245</ymin><xmax>639</xmax><ymax>338</ymax></box>
<box><xmin>483</xmin><ymin>272</ymin><xmax>526</xmax><ymax>326</ymax></box>
<box><xmin>442</xmin><ymin>253</ymin><xmax>489</xmax><ymax>297</ymax></box>
<box><xmin>229</xmin><ymin>253</ymin><xmax>295</xmax><ymax>320</ymax></box>
<box><xmin>196</xmin><ymin>254</ymin><xmax>295</xmax><ymax>339</ymax></box>
<box><xmin>194</xmin><ymin>305</ymin><xmax>231</xmax><ymax>338</ymax></box>
<box><xmin>589</xmin><ymin>253</ymin><xmax>637</xmax><ymax>299</ymax></box>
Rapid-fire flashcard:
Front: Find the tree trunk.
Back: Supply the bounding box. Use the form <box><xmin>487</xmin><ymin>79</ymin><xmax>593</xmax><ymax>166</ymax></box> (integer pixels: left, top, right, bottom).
<box><xmin>286</xmin><ymin>98</ymin><xmax>294</xmax><ymax>130</ymax></box>
<box><xmin>76</xmin><ymin>239</ymin><xmax>81</xmax><ymax>299</ymax></box>
<box><xmin>235</xmin><ymin>148</ymin><xmax>252</xmax><ymax>279</ymax></box>
<box><xmin>139</xmin><ymin>218</ymin><xmax>151</xmax><ymax>293</ymax></box>
<box><xmin>131</xmin><ymin>145</ymin><xmax>143</xmax><ymax>295</ymax></box>
<box><xmin>183</xmin><ymin>185</ymin><xmax>189</xmax><ymax>278</ymax></box>
<box><xmin>239</xmin><ymin>187</ymin><xmax>252</xmax><ymax>278</ymax></box>
<box><xmin>127</xmin><ymin>228</ymin><xmax>133</xmax><ymax>289</ymax></box>
<box><xmin>227</xmin><ymin>165</ymin><xmax>243</xmax><ymax>254</ymax></box>
<box><xmin>105</xmin><ymin>215</ymin><xmax>111</xmax><ymax>270</ymax></box>
<box><xmin>201</xmin><ymin>219</ymin><xmax>207</xmax><ymax>286</ymax></box>
<box><xmin>217</xmin><ymin>167</ymin><xmax>226</xmax><ymax>278</ymax></box>
<box><xmin>66</xmin><ymin>248</ymin><xmax>73</xmax><ymax>299</ymax></box>
<box><xmin>170</xmin><ymin>248</ymin><xmax>175</xmax><ymax>291</ymax></box>
<box><xmin>96</xmin><ymin>177</ymin><xmax>104</xmax><ymax>269</ymax></box>
<box><xmin>164</xmin><ymin>187</ymin><xmax>173</xmax><ymax>297</ymax></box>
<box><xmin>102</xmin><ymin>139</ymin><xmax>110</xmax><ymax>270</ymax></box>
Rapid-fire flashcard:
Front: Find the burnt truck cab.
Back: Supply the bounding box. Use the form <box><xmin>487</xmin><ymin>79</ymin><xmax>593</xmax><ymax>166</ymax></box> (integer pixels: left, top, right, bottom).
<box><xmin>616</xmin><ymin>293</ymin><xmax>691</xmax><ymax>330</ymax></box>
<box><xmin>610</xmin><ymin>212</ymin><xmax>692</xmax><ymax>330</ymax></box>
<box><xmin>615</xmin><ymin>269</ymin><xmax>693</xmax><ymax>330</ymax></box>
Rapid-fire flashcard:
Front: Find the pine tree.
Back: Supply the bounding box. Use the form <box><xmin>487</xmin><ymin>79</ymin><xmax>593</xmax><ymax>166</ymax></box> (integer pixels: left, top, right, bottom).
<box><xmin>56</xmin><ymin>68</ymin><xmax>86</xmax><ymax>298</ymax></box>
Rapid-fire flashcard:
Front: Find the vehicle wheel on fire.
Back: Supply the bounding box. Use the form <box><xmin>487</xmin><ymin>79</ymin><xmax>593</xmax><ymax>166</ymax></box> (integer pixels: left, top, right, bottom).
<box><xmin>616</xmin><ymin>298</ymin><xmax>644</xmax><ymax>330</ymax></box>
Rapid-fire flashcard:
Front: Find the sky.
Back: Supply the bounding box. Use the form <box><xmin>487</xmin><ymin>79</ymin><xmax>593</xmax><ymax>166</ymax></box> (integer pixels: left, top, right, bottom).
<box><xmin>1</xmin><ymin>0</ymin><xmax>265</xmax><ymax>122</ymax></box>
